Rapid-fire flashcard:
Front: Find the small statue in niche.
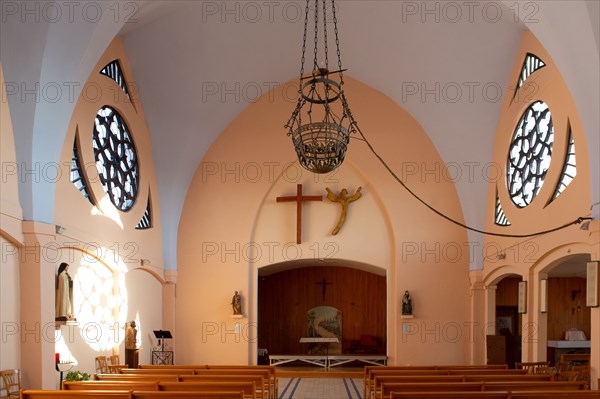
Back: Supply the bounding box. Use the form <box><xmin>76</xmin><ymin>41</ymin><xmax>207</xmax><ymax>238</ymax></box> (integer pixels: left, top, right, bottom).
<box><xmin>402</xmin><ymin>290</ymin><xmax>413</xmax><ymax>316</ymax></box>
<box><xmin>56</xmin><ymin>262</ymin><xmax>75</xmax><ymax>321</ymax></box>
<box><xmin>231</xmin><ymin>291</ymin><xmax>242</xmax><ymax>316</ymax></box>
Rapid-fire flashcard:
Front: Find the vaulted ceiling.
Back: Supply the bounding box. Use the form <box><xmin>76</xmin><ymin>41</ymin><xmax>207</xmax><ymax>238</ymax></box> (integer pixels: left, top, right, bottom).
<box><xmin>1</xmin><ymin>1</ymin><xmax>598</xmax><ymax>269</ymax></box>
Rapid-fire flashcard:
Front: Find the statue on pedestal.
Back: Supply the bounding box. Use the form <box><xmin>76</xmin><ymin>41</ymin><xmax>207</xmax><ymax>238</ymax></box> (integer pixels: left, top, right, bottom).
<box><xmin>56</xmin><ymin>262</ymin><xmax>74</xmax><ymax>321</ymax></box>
<box><xmin>125</xmin><ymin>321</ymin><xmax>138</xmax><ymax>368</ymax></box>
<box><xmin>402</xmin><ymin>290</ymin><xmax>413</xmax><ymax>316</ymax></box>
<box><xmin>231</xmin><ymin>291</ymin><xmax>242</xmax><ymax>316</ymax></box>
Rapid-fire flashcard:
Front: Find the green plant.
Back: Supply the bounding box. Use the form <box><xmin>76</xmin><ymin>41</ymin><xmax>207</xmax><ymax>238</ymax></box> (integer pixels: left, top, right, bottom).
<box><xmin>65</xmin><ymin>371</ymin><xmax>91</xmax><ymax>381</ymax></box>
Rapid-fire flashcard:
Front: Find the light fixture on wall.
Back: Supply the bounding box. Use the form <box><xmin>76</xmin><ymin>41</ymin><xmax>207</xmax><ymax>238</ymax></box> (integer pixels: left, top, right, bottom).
<box><xmin>540</xmin><ymin>279</ymin><xmax>548</xmax><ymax>313</ymax></box>
<box><xmin>518</xmin><ymin>281</ymin><xmax>527</xmax><ymax>314</ymax></box>
<box><xmin>285</xmin><ymin>0</ymin><xmax>356</xmax><ymax>174</ymax></box>
<box><xmin>586</xmin><ymin>261</ymin><xmax>598</xmax><ymax>307</ymax></box>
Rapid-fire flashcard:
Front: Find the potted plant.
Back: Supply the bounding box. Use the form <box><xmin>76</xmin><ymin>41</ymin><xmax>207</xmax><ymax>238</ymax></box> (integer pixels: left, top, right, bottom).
<box><xmin>65</xmin><ymin>371</ymin><xmax>91</xmax><ymax>381</ymax></box>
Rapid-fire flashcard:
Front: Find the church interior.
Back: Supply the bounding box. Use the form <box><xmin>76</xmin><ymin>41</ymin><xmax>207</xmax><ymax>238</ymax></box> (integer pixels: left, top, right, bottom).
<box><xmin>1</xmin><ymin>0</ymin><xmax>599</xmax><ymax>396</ymax></box>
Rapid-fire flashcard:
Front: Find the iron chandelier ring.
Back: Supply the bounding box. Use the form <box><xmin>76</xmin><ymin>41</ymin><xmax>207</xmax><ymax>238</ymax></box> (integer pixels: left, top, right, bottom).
<box><xmin>301</xmin><ymin>77</ymin><xmax>342</xmax><ymax>105</ymax></box>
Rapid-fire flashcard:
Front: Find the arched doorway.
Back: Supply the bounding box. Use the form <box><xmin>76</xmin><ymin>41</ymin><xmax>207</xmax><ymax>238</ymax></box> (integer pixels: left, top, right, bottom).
<box><xmin>540</xmin><ymin>253</ymin><xmax>591</xmax><ymax>366</ymax></box>
<box><xmin>257</xmin><ymin>259</ymin><xmax>386</xmax><ymax>366</ymax></box>
<box><xmin>487</xmin><ymin>274</ymin><xmax>524</xmax><ymax>368</ymax></box>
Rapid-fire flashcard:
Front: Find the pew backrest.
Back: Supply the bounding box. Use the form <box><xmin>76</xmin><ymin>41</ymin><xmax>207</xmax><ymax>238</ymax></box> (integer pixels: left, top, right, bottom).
<box><xmin>20</xmin><ymin>390</ymin><xmax>132</xmax><ymax>399</ymax></box>
<box><xmin>483</xmin><ymin>381</ymin><xmax>586</xmax><ymax>391</ymax></box>
<box><xmin>62</xmin><ymin>381</ymin><xmax>158</xmax><ymax>391</ymax></box>
<box><xmin>94</xmin><ymin>374</ymin><xmax>179</xmax><ymax>382</ymax></box>
<box><xmin>158</xmin><ymin>381</ymin><xmax>256</xmax><ymax>399</ymax></box>
<box><xmin>120</xmin><ymin>369</ymin><xmax>195</xmax><ymax>375</ymax></box>
<box><xmin>132</xmin><ymin>392</ymin><xmax>244</xmax><ymax>399</ymax></box>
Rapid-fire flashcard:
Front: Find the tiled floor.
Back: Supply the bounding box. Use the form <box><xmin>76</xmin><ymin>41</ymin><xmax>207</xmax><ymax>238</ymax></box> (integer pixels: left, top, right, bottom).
<box><xmin>278</xmin><ymin>377</ymin><xmax>364</xmax><ymax>399</ymax></box>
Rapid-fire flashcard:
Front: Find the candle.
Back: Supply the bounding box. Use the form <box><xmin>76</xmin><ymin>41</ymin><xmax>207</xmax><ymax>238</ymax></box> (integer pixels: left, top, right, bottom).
<box><xmin>55</xmin><ymin>353</ymin><xmax>60</xmax><ymax>363</ymax></box>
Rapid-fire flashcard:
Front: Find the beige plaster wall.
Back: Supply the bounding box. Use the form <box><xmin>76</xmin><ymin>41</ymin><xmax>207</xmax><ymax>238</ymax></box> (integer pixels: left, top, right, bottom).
<box><xmin>177</xmin><ymin>76</ymin><xmax>472</xmax><ymax>366</ymax></box>
<box><xmin>1</xmin><ymin>62</ymin><xmax>23</xmax><ymax>387</ymax></box>
<box><xmin>0</xmin><ymin>237</ymin><xmax>21</xmax><ymax>373</ymax></box>
<box><xmin>478</xmin><ymin>31</ymin><xmax>598</xmax><ymax>386</ymax></box>
<box><xmin>49</xmin><ymin>38</ymin><xmax>166</xmax><ymax>378</ymax></box>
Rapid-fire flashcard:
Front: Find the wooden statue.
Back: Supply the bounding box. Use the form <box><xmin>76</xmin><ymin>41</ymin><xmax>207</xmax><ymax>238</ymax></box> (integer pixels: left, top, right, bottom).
<box><xmin>326</xmin><ymin>187</ymin><xmax>362</xmax><ymax>235</ymax></box>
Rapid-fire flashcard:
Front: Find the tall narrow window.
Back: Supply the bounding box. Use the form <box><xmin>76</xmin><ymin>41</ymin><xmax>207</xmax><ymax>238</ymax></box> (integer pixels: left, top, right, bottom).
<box><xmin>70</xmin><ymin>132</ymin><xmax>95</xmax><ymax>205</ymax></box>
<box><xmin>550</xmin><ymin>124</ymin><xmax>577</xmax><ymax>202</ymax></box>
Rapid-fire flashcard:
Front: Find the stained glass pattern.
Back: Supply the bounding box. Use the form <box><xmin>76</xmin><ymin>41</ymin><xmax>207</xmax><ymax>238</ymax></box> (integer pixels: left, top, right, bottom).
<box><xmin>70</xmin><ymin>134</ymin><xmax>95</xmax><ymax>205</ymax></box>
<box><xmin>135</xmin><ymin>198</ymin><xmax>152</xmax><ymax>229</ymax></box>
<box><xmin>517</xmin><ymin>53</ymin><xmax>545</xmax><ymax>90</ymax></box>
<box><xmin>494</xmin><ymin>192</ymin><xmax>511</xmax><ymax>226</ymax></box>
<box><xmin>93</xmin><ymin>106</ymin><xmax>139</xmax><ymax>211</ymax></box>
<box><xmin>100</xmin><ymin>60</ymin><xmax>130</xmax><ymax>99</ymax></box>
<box><xmin>507</xmin><ymin>101</ymin><xmax>554</xmax><ymax>208</ymax></box>
<box><xmin>551</xmin><ymin>125</ymin><xmax>577</xmax><ymax>201</ymax></box>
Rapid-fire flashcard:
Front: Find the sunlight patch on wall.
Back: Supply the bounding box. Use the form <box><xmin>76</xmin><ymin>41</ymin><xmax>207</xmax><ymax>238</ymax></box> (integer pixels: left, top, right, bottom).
<box><xmin>91</xmin><ymin>197</ymin><xmax>124</xmax><ymax>229</ymax></box>
<box><xmin>72</xmin><ymin>251</ymin><xmax>128</xmax><ymax>352</ymax></box>
<box><xmin>55</xmin><ymin>329</ymin><xmax>78</xmax><ymax>366</ymax></box>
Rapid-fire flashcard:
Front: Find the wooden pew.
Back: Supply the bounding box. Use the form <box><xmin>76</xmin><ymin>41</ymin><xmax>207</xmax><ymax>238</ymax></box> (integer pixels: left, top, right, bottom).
<box><xmin>139</xmin><ymin>365</ymin><xmax>200</xmax><ymax>369</ymax></box>
<box><xmin>510</xmin><ymin>391</ymin><xmax>600</xmax><ymax>399</ymax></box>
<box><xmin>370</xmin><ymin>374</ymin><xmax>555</xmax><ymax>399</ymax></box>
<box><xmin>120</xmin><ymin>368</ymin><xmax>195</xmax><ymax>375</ymax></box>
<box><xmin>463</xmin><ymin>375</ymin><xmax>553</xmax><ymax>382</ymax></box>
<box><xmin>381</xmin><ymin>382</ymin><xmax>483</xmax><ymax>398</ymax></box>
<box><xmin>62</xmin><ymin>381</ymin><xmax>157</xmax><ymax>391</ymax></box>
<box><xmin>389</xmin><ymin>393</ymin><xmax>507</xmax><ymax>399</ymax></box>
<box><xmin>389</xmin><ymin>392</ymin><xmax>600</xmax><ymax>399</ymax></box>
<box><xmin>94</xmin><ymin>374</ymin><xmax>179</xmax><ymax>382</ymax></box>
<box><xmin>379</xmin><ymin>380</ymin><xmax>585</xmax><ymax>399</ymax></box>
<box><xmin>179</xmin><ymin>375</ymin><xmax>267</xmax><ymax>399</ymax></box>
<box><xmin>158</xmin><ymin>381</ymin><xmax>257</xmax><ymax>399</ymax></box>
<box><xmin>193</xmin><ymin>369</ymin><xmax>273</xmax><ymax>399</ymax></box>
<box><xmin>20</xmin><ymin>390</ymin><xmax>246</xmax><ymax>399</ymax></box>
<box><xmin>363</xmin><ymin>366</ymin><xmax>513</xmax><ymax>399</ymax></box>
<box><xmin>136</xmin><ymin>364</ymin><xmax>277</xmax><ymax>399</ymax></box>
<box><xmin>440</xmin><ymin>365</ymin><xmax>508</xmax><ymax>370</ymax></box>
<box><xmin>448</xmin><ymin>369</ymin><xmax>528</xmax><ymax>375</ymax></box>
<box><xmin>365</xmin><ymin>369</ymin><xmax>450</xmax><ymax>399</ymax></box>
<box><xmin>20</xmin><ymin>390</ymin><xmax>132</xmax><ymax>399</ymax></box>
<box><xmin>483</xmin><ymin>381</ymin><xmax>586</xmax><ymax>391</ymax></box>
<box><xmin>133</xmin><ymin>392</ymin><xmax>244</xmax><ymax>399</ymax></box>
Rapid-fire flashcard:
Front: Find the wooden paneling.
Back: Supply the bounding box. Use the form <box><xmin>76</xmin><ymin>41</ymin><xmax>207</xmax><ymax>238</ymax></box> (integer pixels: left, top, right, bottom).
<box><xmin>547</xmin><ymin>277</ymin><xmax>590</xmax><ymax>340</ymax></box>
<box><xmin>258</xmin><ymin>266</ymin><xmax>386</xmax><ymax>354</ymax></box>
<box><xmin>496</xmin><ymin>277</ymin><xmax>520</xmax><ymax>307</ymax></box>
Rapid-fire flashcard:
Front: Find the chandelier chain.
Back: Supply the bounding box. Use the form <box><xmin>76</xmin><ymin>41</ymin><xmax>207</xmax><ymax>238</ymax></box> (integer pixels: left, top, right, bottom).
<box><xmin>299</xmin><ymin>0</ymin><xmax>310</xmax><ymax>80</ymax></box>
<box><xmin>331</xmin><ymin>0</ymin><xmax>344</xmax><ymax>84</ymax></box>
<box><xmin>322</xmin><ymin>0</ymin><xmax>329</xmax><ymax>69</ymax></box>
<box><xmin>313</xmin><ymin>0</ymin><xmax>319</xmax><ymax>71</ymax></box>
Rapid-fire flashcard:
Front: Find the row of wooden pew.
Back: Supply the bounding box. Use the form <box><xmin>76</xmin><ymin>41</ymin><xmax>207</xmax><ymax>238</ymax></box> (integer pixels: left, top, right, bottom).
<box><xmin>21</xmin><ymin>392</ymin><xmax>243</xmax><ymax>399</ymax></box>
<box><xmin>20</xmin><ymin>365</ymin><xmax>277</xmax><ymax>399</ymax></box>
<box><xmin>363</xmin><ymin>365</ymin><xmax>598</xmax><ymax>399</ymax></box>
<box><xmin>388</xmin><ymin>393</ymin><xmax>600</xmax><ymax>399</ymax></box>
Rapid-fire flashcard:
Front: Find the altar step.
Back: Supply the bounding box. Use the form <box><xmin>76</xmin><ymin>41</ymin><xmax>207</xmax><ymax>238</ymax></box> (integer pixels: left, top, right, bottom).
<box><xmin>276</xmin><ymin>367</ymin><xmax>363</xmax><ymax>379</ymax></box>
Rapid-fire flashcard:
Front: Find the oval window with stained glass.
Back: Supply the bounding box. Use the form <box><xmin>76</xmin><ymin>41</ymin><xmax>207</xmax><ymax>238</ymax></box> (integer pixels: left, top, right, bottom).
<box><xmin>92</xmin><ymin>106</ymin><xmax>139</xmax><ymax>211</ymax></box>
<box><xmin>506</xmin><ymin>101</ymin><xmax>554</xmax><ymax>208</ymax></box>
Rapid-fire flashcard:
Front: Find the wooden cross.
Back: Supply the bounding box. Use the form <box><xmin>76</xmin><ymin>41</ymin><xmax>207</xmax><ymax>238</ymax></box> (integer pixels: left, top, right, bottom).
<box><xmin>276</xmin><ymin>184</ymin><xmax>322</xmax><ymax>244</ymax></box>
<box><xmin>316</xmin><ymin>278</ymin><xmax>332</xmax><ymax>302</ymax></box>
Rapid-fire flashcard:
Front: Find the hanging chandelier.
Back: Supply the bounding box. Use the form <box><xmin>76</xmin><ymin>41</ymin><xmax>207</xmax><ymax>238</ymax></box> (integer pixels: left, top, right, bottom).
<box><xmin>285</xmin><ymin>0</ymin><xmax>357</xmax><ymax>174</ymax></box>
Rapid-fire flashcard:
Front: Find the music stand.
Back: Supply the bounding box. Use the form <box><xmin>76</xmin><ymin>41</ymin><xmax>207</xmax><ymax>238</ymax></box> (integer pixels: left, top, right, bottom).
<box><xmin>153</xmin><ymin>330</ymin><xmax>172</xmax><ymax>352</ymax></box>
